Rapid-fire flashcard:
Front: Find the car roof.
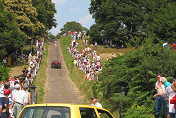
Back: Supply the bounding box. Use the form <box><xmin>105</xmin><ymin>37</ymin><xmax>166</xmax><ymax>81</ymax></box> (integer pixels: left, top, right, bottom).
<box><xmin>24</xmin><ymin>103</ymin><xmax>108</xmax><ymax>111</ymax></box>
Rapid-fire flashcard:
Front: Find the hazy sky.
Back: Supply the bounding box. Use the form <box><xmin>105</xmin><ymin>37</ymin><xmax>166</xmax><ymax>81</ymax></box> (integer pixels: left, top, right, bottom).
<box><xmin>50</xmin><ymin>0</ymin><xmax>95</xmax><ymax>35</ymax></box>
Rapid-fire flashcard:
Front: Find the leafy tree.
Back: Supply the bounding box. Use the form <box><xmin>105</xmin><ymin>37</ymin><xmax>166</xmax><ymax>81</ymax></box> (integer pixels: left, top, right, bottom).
<box><xmin>93</xmin><ymin>39</ymin><xmax>176</xmax><ymax>117</ymax></box>
<box><xmin>31</xmin><ymin>0</ymin><xmax>57</xmax><ymax>30</ymax></box>
<box><xmin>144</xmin><ymin>1</ymin><xmax>176</xmax><ymax>42</ymax></box>
<box><xmin>3</xmin><ymin>0</ymin><xmax>45</xmax><ymax>40</ymax></box>
<box><xmin>48</xmin><ymin>32</ymin><xmax>55</xmax><ymax>39</ymax></box>
<box><xmin>55</xmin><ymin>34</ymin><xmax>61</xmax><ymax>39</ymax></box>
<box><xmin>0</xmin><ymin>0</ymin><xmax>26</xmax><ymax>59</ymax></box>
<box><xmin>89</xmin><ymin>24</ymin><xmax>102</xmax><ymax>44</ymax></box>
<box><xmin>89</xmin><ymin>0</ymin><xmax>176</xmax><ymax>45</ymax></box>
<box><xmin>60</xmin><ymin>21</ymin><xmax>84</xmax><ymax>35</ymax></box>
<box><xmin>89</xmin><ymin>0</ymin><xmax>145</xmax><ymax>45</ymax></box>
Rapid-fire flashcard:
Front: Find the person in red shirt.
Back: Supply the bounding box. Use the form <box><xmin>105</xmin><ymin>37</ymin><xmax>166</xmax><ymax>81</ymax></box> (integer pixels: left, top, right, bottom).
<box><xmin>9</xmin><ymin>77</ymin><xmax>15</xmax><ymax>87</ymax></box>
<box><xmin>170</xmin><ymin>79</ymin><xmax>176</xmax><ymax>110</ymax></box>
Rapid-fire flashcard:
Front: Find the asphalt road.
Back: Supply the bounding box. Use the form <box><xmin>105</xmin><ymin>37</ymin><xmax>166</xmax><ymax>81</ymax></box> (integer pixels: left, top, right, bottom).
<box><xmin>44</xmin><ymin>39</ymin><xmax>82</xmax><ymax>104</ymax></box>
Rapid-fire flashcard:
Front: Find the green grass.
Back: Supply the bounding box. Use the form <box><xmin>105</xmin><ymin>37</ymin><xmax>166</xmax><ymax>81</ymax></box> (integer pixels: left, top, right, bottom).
<box><xmin>8</xmin><ymin>64</ymin><xmax>27</xmax><ymax>78</ymax></box>
<box><xmin>33</xmin><ymin>42</ymin><xmax>48</xmax><ymax>104</ymax></box>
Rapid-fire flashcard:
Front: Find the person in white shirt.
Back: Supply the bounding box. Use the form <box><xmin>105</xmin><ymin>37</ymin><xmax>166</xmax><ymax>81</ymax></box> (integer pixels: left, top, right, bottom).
<box><xmin>91</xmin><ymin>96</ymin><xmax>102</xmax><ymax>108</ymax></box>
<box><xmin>11</xmin><ymin>84</ymin><xmax>28</xmax><ymax>118</ymax></box>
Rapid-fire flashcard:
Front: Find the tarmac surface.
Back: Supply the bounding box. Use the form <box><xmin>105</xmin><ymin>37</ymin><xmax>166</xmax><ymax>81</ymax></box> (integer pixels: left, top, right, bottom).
<box><xmin>44</xmin><ymin>39</ymin><xmax>82</xmax><ymax>104</ymax></box>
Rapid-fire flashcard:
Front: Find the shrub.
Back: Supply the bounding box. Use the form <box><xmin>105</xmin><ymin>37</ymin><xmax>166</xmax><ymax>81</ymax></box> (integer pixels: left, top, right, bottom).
<box><xmin>0</xmin><ymin>65</ymin><xmax>9</xmax><ymax>81</ymax></box>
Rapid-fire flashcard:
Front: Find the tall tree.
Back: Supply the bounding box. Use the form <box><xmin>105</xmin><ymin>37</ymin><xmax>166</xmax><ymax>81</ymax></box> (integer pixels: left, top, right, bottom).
<box><xmin>89</xmin><ymin>0</ymin><xmax>176</xmax><ymax>45</ymax></box>
<box><xmin>0</xmin><ymin>0</ymin><xmax>26</xmax><ymax>59</ymax></box>
<box><xmin>144</xmin><ymin>0</ymin><xmax>176</xmax><ymax>42</ymax></box>
<box><xmin>89</xmin><ymin>0</ymin><xmax>145</xmax><ymax>45</ymax></box>
<box><xmin>60</xmin><ymin>21</ymin><xmax>84</xmax><ymax>34</ymax></box>
<box><xmin>3</xmin><ymin>0</ymin><xmax>45</xmax><ymax>40</ymax></box>
<box><xmin>31</xmin><ymin>0</ymin><xmax>57</xmax><ymax>30</ymax></box>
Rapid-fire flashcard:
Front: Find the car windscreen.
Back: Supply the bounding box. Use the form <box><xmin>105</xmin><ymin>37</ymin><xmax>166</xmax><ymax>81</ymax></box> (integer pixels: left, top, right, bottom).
<box><xmin>18</xmin><ymin>106</ymin><xmax>70</xmax><ymax>118</ymax></box>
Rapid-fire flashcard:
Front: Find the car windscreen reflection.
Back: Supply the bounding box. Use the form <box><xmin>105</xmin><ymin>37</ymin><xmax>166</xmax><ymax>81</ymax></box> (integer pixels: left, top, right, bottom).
<box><xmin>19</xmin><ymin>106</ymin><xmax>70</xmax><ymax>118</ymax></box>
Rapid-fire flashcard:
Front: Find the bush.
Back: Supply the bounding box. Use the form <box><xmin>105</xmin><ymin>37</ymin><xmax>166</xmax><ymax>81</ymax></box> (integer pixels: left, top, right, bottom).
<box><xmin>0</xmin><ymin>65</ymin><xmax>9</xmax><ymax>81</ymax></box>
<box><xmin>93</xmin><ymin>41</ymin><xmax>176</xmax><ymax>117</ymax></box>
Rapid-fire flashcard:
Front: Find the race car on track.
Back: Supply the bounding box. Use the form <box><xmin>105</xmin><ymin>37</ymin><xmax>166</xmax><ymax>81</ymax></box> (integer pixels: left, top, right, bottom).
<box><xmin>51</xmin><ymin>60</ymin><xmax>61</xmax><ymax>69</ymax></box>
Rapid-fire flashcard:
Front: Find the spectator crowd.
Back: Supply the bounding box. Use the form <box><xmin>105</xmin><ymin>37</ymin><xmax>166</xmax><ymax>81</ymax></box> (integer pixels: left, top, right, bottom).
<box><xmin>0</xmin><ymin>40</ymin><xmax>45</xmax><ymax>118</ymax></box>
<box><xmin>67</xmin><ymin>31</ymin><xmax>103</xmax><ymax>81</ymax></box>
<box><xmin>154</xmin><ymin>74</ymin><xmax>176</xmax><ymax>118</ymax></box>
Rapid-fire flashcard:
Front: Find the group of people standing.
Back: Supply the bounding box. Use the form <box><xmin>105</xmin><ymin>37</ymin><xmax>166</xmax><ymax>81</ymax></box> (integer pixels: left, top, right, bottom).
<box><xmin>67</xmin><ymin>32</ymin><xmax>102</xmax><ymax>81</ymax></box>
<box><xmin>154</xmin><ymin>74</ymin><xmax>176</xmax><ymax>118</ymax></box>
<box><xmin>0</xmin><ymin>40</ymin><xmax>45</xmax><ymax>118</ymax></box>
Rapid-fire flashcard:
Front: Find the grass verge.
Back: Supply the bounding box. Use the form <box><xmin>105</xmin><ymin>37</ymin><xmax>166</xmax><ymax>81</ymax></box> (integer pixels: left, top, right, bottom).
<box><xmin>33</xmin><ymin>42</ymin><xmax>48</xmax><ymax>104</ymax></box>
<box><xmin>8</xmin><ymin>64</ymin><xmax>27</xmax><ymax>78</ymax></box>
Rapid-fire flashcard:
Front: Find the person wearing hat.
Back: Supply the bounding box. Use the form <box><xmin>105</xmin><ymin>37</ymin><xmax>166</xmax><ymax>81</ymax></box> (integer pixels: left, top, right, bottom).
<box><xmin>11</xmin><ymin>83</ymin><xmax>20</xmax><ymax>102</ymax></box>
<box><xmin>91</xmin><ymin>96</ymin><xmax>102</xmax><ymax>108</ymax></box>
<box><xmin>1</xmin><ymin>89</ymin><xmax>11</xmax><ymax>118</ymax></box>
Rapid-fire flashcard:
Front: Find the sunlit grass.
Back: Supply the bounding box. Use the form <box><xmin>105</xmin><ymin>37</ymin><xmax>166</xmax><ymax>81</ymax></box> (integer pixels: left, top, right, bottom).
<box><xmin>33</xmin><ymin>42</ymin><xmax>48</xmax><ymax>104</ymax></box>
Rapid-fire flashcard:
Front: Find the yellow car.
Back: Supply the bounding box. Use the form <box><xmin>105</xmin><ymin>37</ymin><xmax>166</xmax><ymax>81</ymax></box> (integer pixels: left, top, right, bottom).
<box><xmin>18</xmin><ymin>103</ymin><xmax>114</xmax><ymax>118</ymax></box>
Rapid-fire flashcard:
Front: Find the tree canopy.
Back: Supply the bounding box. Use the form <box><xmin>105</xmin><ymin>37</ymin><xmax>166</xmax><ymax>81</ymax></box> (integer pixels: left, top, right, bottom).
<box><xmin>3</xmin><ymin>0</ymin><xmax>45</xmax><ymax>40</ymax></box>
<box><xmin>89</xmin><ymin>0</ymin><xmax>176</xmax><ymax>45</ymax></box>
<box><xmin>0</xmin><ymin>0</ymin><xmax>26</xmax><ymax>59</ymax></box>
<box><xmin>31</xmin><ymin>0</ymin><xmax>57</xmax><ymax>30</ymax></box>
<box><xmin>60</xmin><ymin>21</ymin><xmax>84</xmax><ymax>35</ymax></box>
<box><xmin>0</xmin><ymin>0</ymin><xmax>57</xmax><ymax>59</ymax></box>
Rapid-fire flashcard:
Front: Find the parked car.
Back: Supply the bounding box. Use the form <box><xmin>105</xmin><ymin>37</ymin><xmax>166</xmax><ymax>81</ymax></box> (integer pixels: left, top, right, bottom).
<box><xmin>18</xmin><ymin>103</ymin><xmax>114</xmax><ymax>118</ymax></box>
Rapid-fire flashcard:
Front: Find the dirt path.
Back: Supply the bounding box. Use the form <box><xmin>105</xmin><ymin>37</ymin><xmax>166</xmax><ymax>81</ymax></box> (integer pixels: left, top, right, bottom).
<box><xmin>44</xmin><ymin>39</ymin><xmax>82</xmax><ymax>104</ymax></box>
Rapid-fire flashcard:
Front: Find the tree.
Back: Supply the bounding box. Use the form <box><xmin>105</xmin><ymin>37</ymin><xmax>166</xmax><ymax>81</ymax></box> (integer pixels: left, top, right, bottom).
<box><xmin>89</xmin><ymin>0</ymin><xmax>145</xmax><ymax>46</ymax></box>
<box><xmin>48</xmin><ymin>32</ymin><xmax>55</xmax><ymax>39</ymax></box>
<box><xmin>60</xmin><ymin>21</ymin><xmax>84</xmax><ymax>35</ymax></box>
<box><xmin>3</xmin><ymin>0</ymin><xmax>45</xmax><ymax>40</ymax></box>
<box><xmin>0</xmin><ymin>0</ymin><xmax>26</xmax><ymax>59</ymax></box>
<box><xmin>144</xmin><ymin>0</ymin><xmax>176</xmax><ymax>42</ymax></box>
<box><xmin>89</xmin><ymin>24</ymin><xmax>102</xmax><ymax>43</ymax></box>
<box><xmin>31</xmin><ymin>0</ymin><xmax>57</xmax><ymax>30</ymax></box>
<box><xmin>89</xmin><ymin>0</ymin><xmax>176</xmax><ymax>45</ymax></box>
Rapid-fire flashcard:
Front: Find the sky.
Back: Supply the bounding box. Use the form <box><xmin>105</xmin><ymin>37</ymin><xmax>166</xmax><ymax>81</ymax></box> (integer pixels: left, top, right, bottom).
<box><xmin>50</xmin><ymin>0</ymin><xmax>95</xmax><ymax>36</ymax></box>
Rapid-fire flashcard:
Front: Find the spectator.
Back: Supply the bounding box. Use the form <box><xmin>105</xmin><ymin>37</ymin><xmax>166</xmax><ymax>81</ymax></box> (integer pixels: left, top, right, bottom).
<box><xmin>91</xmin><ymin>96</ymin><xmax>102</xmax><ymax>108</ymax></box>
<box><xmin>23</xmin><ymin>84</ymin><xmax>31</xmax><ymax>105</ymax></box>
<box><xmin>3</xmin><ymin>58</ymin><xmax>7</xmax><ymax>67</ymax></box>
<box><xmin>1</xmin><ymin>89</ymin><xmax>11</xmax><ymax>118</ymax></box>
<box><xmin>160</xmin><ymin>77</ymin><xmax>171</xmax><ymax>89</ymax></box>
<box><xmin>162</xmin><ymin>78</ymin><xmax>176</xmax><ymax>118</ymax></box>
<box><xmin>11</xmin><ymin>84</ymin><xmax>28</xmax><ymax>118</ymax></box>
<box><xmin>95</xmin><ymin>42</ymin><xmax>98</xmax><ymax>49</ymax></box>
<box><xmin>153</xmin><ymin>74</ymin><xmax>166</xmax><ymax>118</ymax></box>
